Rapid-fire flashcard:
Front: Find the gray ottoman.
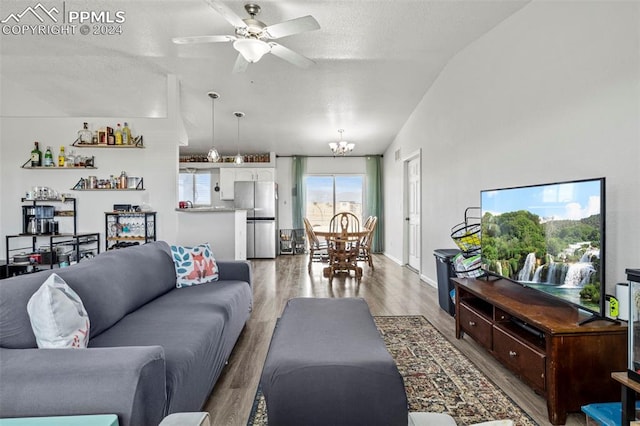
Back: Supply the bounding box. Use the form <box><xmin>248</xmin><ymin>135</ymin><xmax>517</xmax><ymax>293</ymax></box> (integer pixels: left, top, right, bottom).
<box><xmin>260</xmin><ymin>297</ymin><xmax>408</xmax><ymax>426</ymax></box>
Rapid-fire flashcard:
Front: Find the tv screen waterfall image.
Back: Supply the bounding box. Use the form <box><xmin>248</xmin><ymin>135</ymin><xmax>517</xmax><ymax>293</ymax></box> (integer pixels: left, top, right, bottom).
<box><xmin>481</xmin><ymin>178</ymin><xmax>605</xmax><ymax>315</ymax></box>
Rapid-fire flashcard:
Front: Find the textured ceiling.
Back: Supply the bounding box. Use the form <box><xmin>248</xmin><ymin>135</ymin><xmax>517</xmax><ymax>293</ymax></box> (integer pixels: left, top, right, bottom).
<box><xmin>0</xmin><ymin>0</ymin><xmax>530</xmax><ymax>156</ymax></box>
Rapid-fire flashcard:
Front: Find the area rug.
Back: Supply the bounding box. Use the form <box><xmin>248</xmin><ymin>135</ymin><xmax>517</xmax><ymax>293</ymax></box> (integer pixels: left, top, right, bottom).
<box><xmin>247</xmin><ymin>315</ymin><xmax>537</xmax><ymax>426</ymax></box>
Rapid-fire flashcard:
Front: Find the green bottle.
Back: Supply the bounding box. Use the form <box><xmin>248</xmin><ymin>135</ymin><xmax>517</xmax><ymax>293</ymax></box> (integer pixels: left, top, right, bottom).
<box><xmin>44</xmin><ymin>146</ymin><xmax>54</xmax><ymax>167</ymax></box>
<box><xmin>30</xmin><ymin>141</ymin><xmax>42</xmax><ymax>167</ymax></box>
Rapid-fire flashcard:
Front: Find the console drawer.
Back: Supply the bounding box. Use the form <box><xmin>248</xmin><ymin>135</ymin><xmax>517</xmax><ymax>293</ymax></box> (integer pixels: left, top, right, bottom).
<box><xmin>459</xmin><ymin>302</ymin><xmax>492</xmax><ymax>348</ymax></box>
<box><xmin>493</xmin><ymin>325</ymin><xmax>546</xmax><ymax>392</ymax></box>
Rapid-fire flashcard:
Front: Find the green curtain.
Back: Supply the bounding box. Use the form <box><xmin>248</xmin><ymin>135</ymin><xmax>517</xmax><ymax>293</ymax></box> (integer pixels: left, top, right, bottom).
<box><xmin>365</xmin><ymin>156</ymin><xmax>384</xmax><ymax>252</ymax></box>
<box><xmin>291</xmin><ymin>156</ymin><xmax>306</xmax><ymax>230</ymax></box>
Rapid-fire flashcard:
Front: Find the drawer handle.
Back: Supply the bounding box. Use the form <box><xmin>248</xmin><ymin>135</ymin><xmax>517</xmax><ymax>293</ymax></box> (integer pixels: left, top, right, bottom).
<box><xmin>469</xmin><ymin>321</ymin><xmax>476</xmax><ymax>327</ymax></box>
<box><xmin>509</xmin><ymin>350</ymin><xmax>517</xmax><ymax>357</ymax></box>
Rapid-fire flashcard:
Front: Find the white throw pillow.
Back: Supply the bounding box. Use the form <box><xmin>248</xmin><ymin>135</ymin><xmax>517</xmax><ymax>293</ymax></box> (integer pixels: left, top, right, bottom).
<box><xmin>27</xmin><ymin>273</ymin><xmax>90</xmax><ymax>348</ymax></box>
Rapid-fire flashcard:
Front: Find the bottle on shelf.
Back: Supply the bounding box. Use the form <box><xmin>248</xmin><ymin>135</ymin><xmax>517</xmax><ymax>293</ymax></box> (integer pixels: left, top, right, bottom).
<box><xmin>78</xmin><ymin>122</ymin><xmax>93</xmax><ymax>144</ymax></box>
<box><xmin>122</xmin><ymin>122</ymin><xmax>131</xmax><ymax>145</ymax></box>
<box><xmin>58</xmin><ymin>146</ymin><xmax>65</xmax><ymax>167</ymax></box>
<box><xmin>43</xmin><ymin>146</ymin><xmax>54</xmax><ymax>167</ymax></box>
<box><xmin>119</xmin><ymin>171</ymin><xmax>127</xmax><ymax>189</ymax></box>
<box><xmin>30</xmin><ymin>141</ymin><xmax>42</xmax><ymax>167</ymax></box>
<box><xmin>115</xmin><ymin>123</ymin><xmax>123</xmax><ymax>145</ymax></box>
<box><xmin>66</xmin><ymin>149</ymin><xmax>75</xmax><ymax>168</ymax></box>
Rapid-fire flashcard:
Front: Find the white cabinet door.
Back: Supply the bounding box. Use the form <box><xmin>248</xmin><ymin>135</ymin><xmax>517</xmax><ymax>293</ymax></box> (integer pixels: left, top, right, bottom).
<box><xmin>234</xmin><ymin>168</ymin><xmax>255</xmax><ymax>182</ymax></box>
<box><xmin>255</xmin><ymin>168</ymin><xmax>275</xmax><ymax>182</ymax></box>
<box><xmin>219</xmin><ymin>168</ymin><xmax>236</xmax><ymax>200</ymax></box>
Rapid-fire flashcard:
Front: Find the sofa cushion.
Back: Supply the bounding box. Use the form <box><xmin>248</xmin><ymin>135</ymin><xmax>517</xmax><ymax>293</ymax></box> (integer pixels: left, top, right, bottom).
<box><xmin>0</xmin><ymin>241</ymin><xmax>176</xmax><ymax>349</ymax></box>
<box><xmin>89</xmin><ymin>280</ymin><xmax>252</xmax><ymax>414</ymax></box>
<box><xmin>27</xmin><ymin>273</ymin><xmax>90</xmax><ymax>348</ymax></box>
<box><xmin>170</xmin><ymin>243</ymin><xmax>219</xmax><ymax>288</ymax></box>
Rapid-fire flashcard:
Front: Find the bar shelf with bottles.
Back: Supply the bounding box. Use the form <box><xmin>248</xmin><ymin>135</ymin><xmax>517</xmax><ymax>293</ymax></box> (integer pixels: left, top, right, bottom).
<box><xmin>105</xmin><ymin>211</ymin><xmax>156</xmax><ymax>251</ymax></box>
<box><xmin>22</xmin><ymin>142</ymin><xmax>96</xmax><ymax>169</ymax></box>
<box><xmin>72</xmin><ymin>121</ymin><xmax>144</xmax><ymax>148</ymax></box>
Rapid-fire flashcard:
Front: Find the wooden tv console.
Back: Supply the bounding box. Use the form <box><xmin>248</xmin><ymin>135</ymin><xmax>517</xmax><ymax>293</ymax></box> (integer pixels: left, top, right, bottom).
<box><xmin>453</xmin><ymin>277</ymin><xmax>627</xmax><ymax>425</ymax></box>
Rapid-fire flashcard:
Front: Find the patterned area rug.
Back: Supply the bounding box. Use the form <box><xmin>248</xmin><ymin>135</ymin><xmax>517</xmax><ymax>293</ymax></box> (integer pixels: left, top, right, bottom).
<box><xmin>247</xmin><ymin>315</ymin><xmax>537</xmax><ymax>426</ymax></box>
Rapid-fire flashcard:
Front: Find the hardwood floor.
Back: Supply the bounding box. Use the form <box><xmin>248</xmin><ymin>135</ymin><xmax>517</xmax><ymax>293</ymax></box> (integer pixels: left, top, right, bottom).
<box><xmin>204</xmin><ymin>254</ymin><xmax>586</xmax><ymax>426</ymax></box>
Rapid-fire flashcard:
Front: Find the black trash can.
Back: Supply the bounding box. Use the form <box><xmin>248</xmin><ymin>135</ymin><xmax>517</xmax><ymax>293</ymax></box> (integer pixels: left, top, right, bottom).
<box><xmin>434</xmin><ymin>249</ymin><xmax>460</xmax><ymax>316</ymax></box>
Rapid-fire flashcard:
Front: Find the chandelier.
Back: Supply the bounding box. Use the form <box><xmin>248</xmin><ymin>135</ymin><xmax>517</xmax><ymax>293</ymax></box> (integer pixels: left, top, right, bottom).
<box><xmin>206</xmin><ymin>91</ymin><xmax>221</xmax><ymax>162</ymax></box>
<box><xmin>234</xmin><ymin>112</ymin><xmax>245</xmax><ymax>165</ymax></box>
<box><xmin>329</xmin><ymin>129</ymin><xmax>354</xmax><ymax>156</ymax></box>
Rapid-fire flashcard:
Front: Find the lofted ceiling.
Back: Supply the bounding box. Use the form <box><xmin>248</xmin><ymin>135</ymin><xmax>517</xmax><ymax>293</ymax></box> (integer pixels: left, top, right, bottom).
<box><xmin>0</xmin><ymin>0</ymin><xmax>530</xmax><ymax>156</ymax></box>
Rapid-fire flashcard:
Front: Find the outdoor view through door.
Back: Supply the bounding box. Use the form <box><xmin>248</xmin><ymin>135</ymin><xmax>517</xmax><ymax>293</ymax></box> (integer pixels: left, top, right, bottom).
<box><xmin>305</xmin><ymin>175</ymin><xmax>363</xmax><ymax>231</ymax></box>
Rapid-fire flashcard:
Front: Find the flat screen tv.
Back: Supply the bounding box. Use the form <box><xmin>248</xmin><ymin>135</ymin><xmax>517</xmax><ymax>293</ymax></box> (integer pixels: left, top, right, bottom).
<box><xmin>480</xmin><ymin>177</ymin><xmax>606</xmax><ymax>323</ymax></box>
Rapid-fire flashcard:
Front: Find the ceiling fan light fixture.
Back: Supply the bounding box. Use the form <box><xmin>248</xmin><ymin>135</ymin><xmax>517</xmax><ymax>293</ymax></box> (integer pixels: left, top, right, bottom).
<box><xmin>329</xmin><ymin>129</ymin><xmax>354</xmax><ymax>156</ymax></box>
<box><xmin>233</xmin><ymin>38</ymin><xmax>270</xmax><ymax>63</ymax></box>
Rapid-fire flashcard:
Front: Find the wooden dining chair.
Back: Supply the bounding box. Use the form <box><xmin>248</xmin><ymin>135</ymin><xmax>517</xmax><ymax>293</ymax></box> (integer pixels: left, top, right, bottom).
<box><xmin>303</xmin><ymin>218</ymin><xmax>328</xmax><ymax>272</ymax></box>
<box><xmin>329</xmin><ymin>212</ymin><xmax>360</xmax><ymax>235</ymax></box>
<box><xmin>326</xmin><ymin>232</ymin><xmax>363</xmax><ymax>284</ymax></box>
<box><xmin>359</xmin><ymin>216</ymin><xmax>378</xmax><ymax>269</ymax></box>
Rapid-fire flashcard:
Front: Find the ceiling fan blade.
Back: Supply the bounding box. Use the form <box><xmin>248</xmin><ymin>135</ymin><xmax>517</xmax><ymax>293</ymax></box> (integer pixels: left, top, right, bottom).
<box><xmin>204</xmin><ymin>0</ymin><xmax>246</xmax><ymax>29</ymax></box>
<box><xmin>265</xmin><ymin>15</ymin><xmax>320</xmax><ymax>39</ymax></box>
<box><xmin>269</xmin><ymin>43</ymin><xmax>315</xmax><ymax>68</ymax></box>
<box><xmin>172</xmin><ymin>35</ymin><xmax>235</xmax><ymax>44</ymax></box>
<box><xmin>232</xmin><ymin>53</ymin><xmax>249</xmax><ymax>73</ymax></box>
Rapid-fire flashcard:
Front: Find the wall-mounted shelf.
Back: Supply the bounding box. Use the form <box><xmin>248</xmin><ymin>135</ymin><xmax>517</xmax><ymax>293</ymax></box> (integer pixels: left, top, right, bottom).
<box><xmin>72</xmin><ymin>177</ymin><xmax>144</xmax><ymax>191</ymax></box>
<box><xmin>22</xmin><ymin>165</ymin><xmax>97</xmax><ymax>170</ymax></box>
<box><xmin>21</xmin><ymin>159</ymin><xmax>96</xmax><ymax>169</ymax></box>
<box><xmin>73</xmin><ymin>135</ymin><xmax>144</xmax><ymax>148</ymax></box>
<box><xmin>73</xmin><ymin>188</ymin><xmax>145</xmax><ymax>191</ymax></box>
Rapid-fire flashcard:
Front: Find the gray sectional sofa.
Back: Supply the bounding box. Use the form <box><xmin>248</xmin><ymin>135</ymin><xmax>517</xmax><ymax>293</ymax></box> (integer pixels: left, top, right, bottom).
<box><xmin>0</xmin><ymin>241</ymin><xmax>253</xmax><ymax>426</ymax></box>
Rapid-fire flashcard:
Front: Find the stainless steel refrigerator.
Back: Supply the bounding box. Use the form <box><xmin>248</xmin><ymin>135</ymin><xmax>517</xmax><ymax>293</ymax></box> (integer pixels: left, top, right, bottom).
<box><xmin>234</xmin><ymin>181</ymin><xmax>277</xmax><ymax>258</ymax></box>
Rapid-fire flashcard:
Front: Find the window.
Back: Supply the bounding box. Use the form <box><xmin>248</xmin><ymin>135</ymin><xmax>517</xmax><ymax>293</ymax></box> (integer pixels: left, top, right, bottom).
<box><xmin>305</xmin><ymin>175</ymin><xmax>363</xmax><ymax>231</ymax></box>
<box><xmin>178</xmin><ymin>171</ymin><xmax>211</xmax><ymax>206</ymax></box>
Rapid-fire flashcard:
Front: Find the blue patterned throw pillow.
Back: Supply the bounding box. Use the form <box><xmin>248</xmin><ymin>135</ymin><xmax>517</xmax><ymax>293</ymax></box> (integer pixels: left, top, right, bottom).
<box><xmin>170</xmin><ymin>243</ymin><xmax>219</xmax><ymax>288</ymax></box>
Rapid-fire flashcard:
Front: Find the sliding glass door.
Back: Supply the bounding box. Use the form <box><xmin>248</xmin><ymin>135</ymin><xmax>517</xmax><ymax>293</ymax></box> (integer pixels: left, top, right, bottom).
<box><xmin>304</xmin><ymin>175</ymin><xmax>363</xmax><ymax>231</ymax></box>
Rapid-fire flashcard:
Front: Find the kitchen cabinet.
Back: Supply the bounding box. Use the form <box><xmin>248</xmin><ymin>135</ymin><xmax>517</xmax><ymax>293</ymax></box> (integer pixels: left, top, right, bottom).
<box><xmin>105</xmin><ymin>211</ymin><xmax>156</xmax><ymax>250</ymax></box>
<box><xmin>219</xmin><ymin>168</ymin><xmax>236</xmax><ymax>200</ymax></box>
<box><xmin>219</xmin><ymin>167</ymin><xmax>275</xmax><ymax>201</ymax></box>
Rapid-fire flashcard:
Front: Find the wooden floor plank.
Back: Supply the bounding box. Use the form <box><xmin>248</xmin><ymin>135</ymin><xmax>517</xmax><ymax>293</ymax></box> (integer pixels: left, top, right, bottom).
<box><xmin>205</xmin><ymin>254</ymin><xmax>586</xmax><ymax>426</ymax></box>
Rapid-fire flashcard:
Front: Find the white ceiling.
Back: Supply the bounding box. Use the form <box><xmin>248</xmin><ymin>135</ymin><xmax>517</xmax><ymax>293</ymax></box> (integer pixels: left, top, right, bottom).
<box><xmin>0</xmin><ymin>0</ymin><xmax>530</xmax><ymax>156</ymax></box>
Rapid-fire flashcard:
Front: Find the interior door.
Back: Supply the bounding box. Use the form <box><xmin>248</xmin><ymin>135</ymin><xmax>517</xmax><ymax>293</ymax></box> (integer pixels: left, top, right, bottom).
<box><xmin>407</xmin><ymin>156</ymin><xmax>421</xmax><ymax>271</ymax></box>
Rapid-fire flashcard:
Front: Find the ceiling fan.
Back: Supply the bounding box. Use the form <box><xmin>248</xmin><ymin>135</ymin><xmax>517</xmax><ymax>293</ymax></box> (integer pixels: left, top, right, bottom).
<box><xmin>172</xmin><ymin>1</ymin><xmax>320</xmax><ymax>73</ymax></box>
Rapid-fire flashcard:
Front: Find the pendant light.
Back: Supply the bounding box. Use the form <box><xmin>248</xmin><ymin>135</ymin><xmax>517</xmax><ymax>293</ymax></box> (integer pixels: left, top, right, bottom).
<box><xmin>234</xmin><ymin>111</ymin><xmax>245</xmax><ymax>165</ymax></box>
<box><xmin>207</xmin><ymin>91</ymin><xmax>221</xmax><ymax>163</ymax></box>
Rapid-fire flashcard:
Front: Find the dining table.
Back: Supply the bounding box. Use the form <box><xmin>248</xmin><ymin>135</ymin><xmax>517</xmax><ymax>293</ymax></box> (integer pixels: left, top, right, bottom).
<box><xmin>315</xmin><ymin>230</ymin><xmax>370</xmax><ymax>283</ymax></box>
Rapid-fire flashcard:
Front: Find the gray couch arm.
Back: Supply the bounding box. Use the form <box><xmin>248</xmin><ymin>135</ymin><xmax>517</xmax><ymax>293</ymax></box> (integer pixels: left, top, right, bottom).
<box><xmin>217</xmin><ymin>260</ymin><xmax>252</xmax><ymax>286</ymax></box>
<box><xmin>0</xmin><ymin>346</ymin><xmax>166</xmax><ymax>426</ymax></box>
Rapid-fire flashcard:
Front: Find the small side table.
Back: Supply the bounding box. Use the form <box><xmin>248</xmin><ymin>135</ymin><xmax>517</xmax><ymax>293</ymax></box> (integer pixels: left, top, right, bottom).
<box><xmin>0</xmin><ymin>414</ymin><xmax>118</xmax><ymax>426</ymax></box>
<box><xmin>612</xmin><ymin>371</ymin><xmax>640</xmax><ymax>426</ymax></box>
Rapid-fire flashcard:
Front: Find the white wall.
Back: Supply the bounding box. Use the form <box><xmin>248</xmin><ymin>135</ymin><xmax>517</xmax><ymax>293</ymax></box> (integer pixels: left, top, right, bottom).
<box><xmin>384</xmin><ymin>1</ymin><xmax>640</xmax><ymax>292</ymax></box>
<box><xmin>1</xmin><ymin>77</ymin><xmax>182</xmax><ymax>259</ymax></box>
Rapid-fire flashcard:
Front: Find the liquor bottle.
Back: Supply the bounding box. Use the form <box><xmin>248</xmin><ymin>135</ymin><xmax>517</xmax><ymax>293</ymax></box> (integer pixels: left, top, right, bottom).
<box><xmin>115</xmin><ymin>123</ymin><xmax>123</xmax><ymax>145</ymax></box>
<box><xmin>43</xmin><ymin>146</ymin><xmax>54</xmax><ymax>167</ymax></box>
<box><xmin>122</xmin><ymin>122</ymin><xmax>131</xmax><ymax>145</ymax></box>
<box><xmin>30</xmin><ymin>141</ymin><xmax>42</xmax><ymax>167</ymax></box>
<box><xmin>78</xmin><ymin>122</ymin><xmax>92</xmax><ymax>145</ymax></box>
<box><xmin>58</xmin><ymin>146</ymin><xmax>65</xmax><ymax>167</ymax></box>
<box><xmin>66</xmin><ymin>149</ymin><xmax>75</xmax><ymax>168</ymax></box>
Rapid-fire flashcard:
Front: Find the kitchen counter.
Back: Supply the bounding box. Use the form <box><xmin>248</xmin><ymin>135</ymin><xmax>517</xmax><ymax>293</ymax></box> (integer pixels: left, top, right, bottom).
<box><xmin>175</xmin><ymin>209</ymin><xmax>246</xmax><ymax>260</ymax></box>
